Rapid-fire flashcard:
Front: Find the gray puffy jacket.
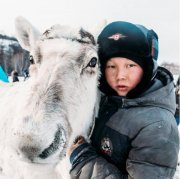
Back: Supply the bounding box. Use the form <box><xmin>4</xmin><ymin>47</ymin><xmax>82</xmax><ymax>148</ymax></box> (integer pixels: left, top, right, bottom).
<box><xmin>70</xmin><ymin>67</ymin><xmax>179</xmax><ymax>179</ymax></box>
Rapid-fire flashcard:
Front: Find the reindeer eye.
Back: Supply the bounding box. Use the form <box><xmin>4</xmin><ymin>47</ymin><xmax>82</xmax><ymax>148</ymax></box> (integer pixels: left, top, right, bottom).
<box><xmin>29</xmin><ymin>55</ymin><xmax>35</xmax><ymax>64</ymax></box>
<box><xmin>87</xmin><ymin>57</ymin><xmax>97</xmax><ymax>68</ymax></box>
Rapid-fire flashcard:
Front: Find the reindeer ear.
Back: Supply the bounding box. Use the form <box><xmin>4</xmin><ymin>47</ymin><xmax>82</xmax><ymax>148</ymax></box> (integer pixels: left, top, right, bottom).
<box><xmin>88</xmin><ymin>19</ymin><xmax>107</xmax><ymax>41</ymax></box>
<box><xmin>15</xmin><ymin>16</ymin><xmax>40</xmax><ymax>52</ymax></box>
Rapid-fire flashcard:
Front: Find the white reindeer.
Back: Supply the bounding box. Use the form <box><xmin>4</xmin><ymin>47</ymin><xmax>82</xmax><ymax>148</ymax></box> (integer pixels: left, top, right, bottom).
<box><xmin>0</xmin><ymin>17</ymin><xmax>101</xmax><ymax>179</ymax></box>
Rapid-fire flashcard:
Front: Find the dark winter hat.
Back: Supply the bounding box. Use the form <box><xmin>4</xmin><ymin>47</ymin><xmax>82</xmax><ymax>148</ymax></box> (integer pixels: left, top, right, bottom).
<box><xmin>98</xmin><ymin>21</ymin><xmax>159</xmax><ymax>98</ymax></box>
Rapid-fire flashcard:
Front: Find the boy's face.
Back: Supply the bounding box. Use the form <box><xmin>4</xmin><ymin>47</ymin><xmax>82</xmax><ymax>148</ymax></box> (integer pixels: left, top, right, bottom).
<box><xmin>105</xmin><ymin>57</ymin><xmax>143</xmax><ymax>96</ymax></box>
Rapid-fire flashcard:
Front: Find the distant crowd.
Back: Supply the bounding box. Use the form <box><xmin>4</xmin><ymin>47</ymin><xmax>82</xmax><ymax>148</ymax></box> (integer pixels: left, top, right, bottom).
<box><xmin>10</xmin><ymin>69</ymin><xmax>29</xmax><ymax>82</ymax></box>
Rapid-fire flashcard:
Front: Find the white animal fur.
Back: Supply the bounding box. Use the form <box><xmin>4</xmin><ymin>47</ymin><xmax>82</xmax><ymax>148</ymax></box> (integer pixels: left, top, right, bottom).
<box><xmin>0</xmin><ymin>17</ymin><xmax>102</xmax><ymax>179</ymax></box>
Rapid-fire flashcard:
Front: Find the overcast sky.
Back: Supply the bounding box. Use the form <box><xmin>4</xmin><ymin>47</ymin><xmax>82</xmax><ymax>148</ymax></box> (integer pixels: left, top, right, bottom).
<box><xmin>0</xmin><ymin>0</ymin><xmax>179</xmax><ymax>65</ymax></box>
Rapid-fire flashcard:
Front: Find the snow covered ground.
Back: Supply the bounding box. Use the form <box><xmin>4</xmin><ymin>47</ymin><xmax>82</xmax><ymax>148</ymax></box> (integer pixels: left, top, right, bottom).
<box><xmin>8</xmin><ymin>76</ymin><xmax>25</xmax><ymax>83</ymax></box>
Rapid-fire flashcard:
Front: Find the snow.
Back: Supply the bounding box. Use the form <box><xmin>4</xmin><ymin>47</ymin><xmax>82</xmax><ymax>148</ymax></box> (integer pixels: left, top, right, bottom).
<box><xmin>0</xmin><ymin>39</ymin><xmax>18</xmax><ymax>46</ymax></box>
<box><xmin>8</xmin><ymin>76</ymin><xmax>25</xmax><ymax>83</ymax></box>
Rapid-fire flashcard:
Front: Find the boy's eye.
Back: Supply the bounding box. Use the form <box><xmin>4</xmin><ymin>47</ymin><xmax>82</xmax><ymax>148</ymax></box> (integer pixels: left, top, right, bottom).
<box><xmin>106</xmin><ymin>65</ymin><xmax>115</xmax><ymax>69</ymax></box>
<box><xmin>127</xmin><ymin>64</ymin><xmax>135</xmax><ymax>68</ymax></box>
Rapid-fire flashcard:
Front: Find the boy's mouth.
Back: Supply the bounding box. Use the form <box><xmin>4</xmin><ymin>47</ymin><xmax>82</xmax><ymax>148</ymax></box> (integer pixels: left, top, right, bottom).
<box><xmin>116</xmin><ymin>85</ymin><xmax>128</xmax><ymax>91</ymax></box>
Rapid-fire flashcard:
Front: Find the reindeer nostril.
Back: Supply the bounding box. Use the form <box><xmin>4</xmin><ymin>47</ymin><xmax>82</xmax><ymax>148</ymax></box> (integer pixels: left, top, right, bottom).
<box><xmin>20</xmin><ymin>146</ymin><xmax>40</xmax><ymax>161</ymax></box>
<box><xmin>38</xmin><ymin>126</ymin><xmax>65</xmax><ymax>159</ymax></box>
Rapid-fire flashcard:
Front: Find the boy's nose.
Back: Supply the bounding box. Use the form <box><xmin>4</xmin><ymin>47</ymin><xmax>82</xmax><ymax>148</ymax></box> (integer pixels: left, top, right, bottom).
<box><xmin>116</xmin><ymin>69</ymin><xmax>127</xmax><ymax>81</ymax></box>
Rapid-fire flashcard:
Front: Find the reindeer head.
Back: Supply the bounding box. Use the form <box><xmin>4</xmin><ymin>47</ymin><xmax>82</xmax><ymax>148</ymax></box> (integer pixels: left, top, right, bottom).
<box><xmin>11</xmin><ymin>17</ymin><xmax>101</xmax><ymax>165</ymax></box>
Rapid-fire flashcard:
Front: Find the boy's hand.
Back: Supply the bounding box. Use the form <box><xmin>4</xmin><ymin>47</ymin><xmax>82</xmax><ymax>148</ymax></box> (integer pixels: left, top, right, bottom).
<box><xmin>67</xmin><ymin>136</ymin><xmax>86</xmax><ymax>156</ymax></box>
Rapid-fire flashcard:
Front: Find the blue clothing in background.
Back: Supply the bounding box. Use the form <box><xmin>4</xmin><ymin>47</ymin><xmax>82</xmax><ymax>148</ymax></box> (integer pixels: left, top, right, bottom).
<box><xmin>0</xmin><ymin>66</ymin><xmax>9</xmax><ymax>83</ymax></box>
<box><xmin>176</xmin><ymin>118</ymin><xmax>179</xmax><ymax>125</ymax></box>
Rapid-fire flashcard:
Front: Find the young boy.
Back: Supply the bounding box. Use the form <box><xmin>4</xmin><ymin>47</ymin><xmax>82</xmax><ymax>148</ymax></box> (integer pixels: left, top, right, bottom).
<box><xmin>68</xmin><ymin>21</ymin><xmax>179</xmax><ymax>179</ymax></box>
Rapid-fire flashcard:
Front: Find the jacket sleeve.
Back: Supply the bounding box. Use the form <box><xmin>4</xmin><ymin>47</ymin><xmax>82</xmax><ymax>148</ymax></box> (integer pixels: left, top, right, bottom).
<box><xmin>69</xmin><ymin>143</ymin><xmax>127</xmax><ymax>179</ymax></box>
<box><xmin>126</xmin><ymin>120</ymin><xmax>179</xmax><ymax>179</ymax></box>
